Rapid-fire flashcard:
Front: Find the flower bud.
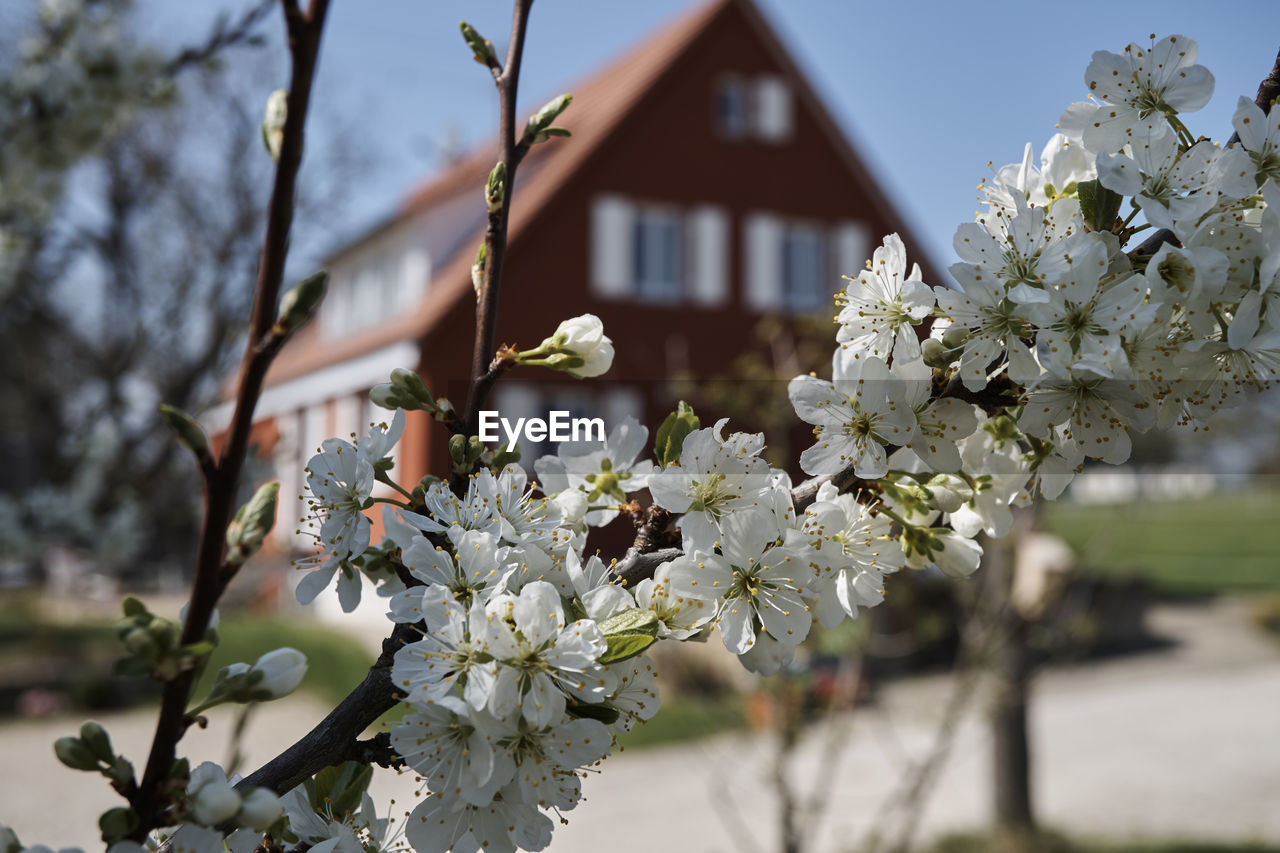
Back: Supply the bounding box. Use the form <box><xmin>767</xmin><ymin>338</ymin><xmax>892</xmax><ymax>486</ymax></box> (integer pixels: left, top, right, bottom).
<box><xmin>79</xmin><ymin>722</ymin><xmax>114</xmax><ymax>763</ymax></box>
<box><xmin>941</xmin><ymin>326</ymin><xmax>969</xmax><ymax>350</ymax></box>
<box><xmin>920</xmin><ymin>337</ymin><xmax>952</xmax><ymax>369</ymax></box>
<box><xmin>98</xmin><ymin>807</ymin><xmax>139</xmax><ymax>843</ymax></box>
<box><xmin>924</xmin><ymin>474</ymin><xmax>973</xmax><ymax>514</ymax></box>
<box><xmin>275</xmin><ymin>271</ymin><xmax>328</xmax><ymax>336</ymax></box>
<box><xmin>54</xmin><ymin>736</ymin><xmax>99</xmax><ymax>771</ymax></box>
<box><xmin>0</xmin><ymin>825</ymin><xmax>20</xmax><ymax>853</ymax></box>
<box><xmin>261</xmin><ymin>89</ymin><xmax>288</xmax><ymax>162</ymax></box>
<box><xmin>225</xmin><ymin>482</ymin><xmax>279</xmax><ymax>568</ymax></box>
<box><xmin>538</xmin><ymin>314</ymin><xmax>614</xmax><ymax>378</ymax></box>
<box><xmin>237</xmin><ymin>788</ymin><xmax>284</xmax><ymax>832</ymax></box>
<box><xmin>248</xmin><ymin>647</ymin><xmax>307</xmax><ymax>700</ymax></box>
<box><xmin>191</xmin><ymin>780</ymin><xmax>241</xmax><ymax>826</ymax></box>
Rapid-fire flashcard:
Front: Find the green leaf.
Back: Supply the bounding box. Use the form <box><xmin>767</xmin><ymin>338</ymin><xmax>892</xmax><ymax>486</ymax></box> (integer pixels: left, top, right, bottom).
<box><xmin>599</xmin><ymin>608</ymin><xmax>660</xmax><ymax>638</ymax></box>
<box><xmin>598</xmin><ymin>608</ymin><xmax>660</xmax><ymax>665</ymax></box>
<box><xmin>599</xmin><ymin>632</ymin><xmax>657</xmax><ymax>665</ymax></box>
<box><xmin>653</xmin><ymin>401</ymin><xmax>700</xmax><ymax>468</ymax></box>
<box><xmin>311</xmin><ymin>762</ymin><xmax>373</xmax><ymax>821</ymax></box>
<box><xmin>566</xmin><ymin>697</ymin><xmax>620</xmax><ymax>725</ymax></box>
<box><xmin>1078</xmin><ymin>179</ymin><xmax>1123</xmax><ymax>233</ymax></box>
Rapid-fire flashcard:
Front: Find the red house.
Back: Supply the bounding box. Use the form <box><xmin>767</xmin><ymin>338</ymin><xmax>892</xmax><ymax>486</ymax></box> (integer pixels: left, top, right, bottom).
<box><xmin>213</xmin><ymin>0</ymin><xmax>937</xmax><ymax>552</ymax></box>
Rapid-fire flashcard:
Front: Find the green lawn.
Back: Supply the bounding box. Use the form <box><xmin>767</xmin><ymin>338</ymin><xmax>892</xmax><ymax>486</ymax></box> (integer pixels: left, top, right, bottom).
<box><xmin>194</xmin><ymin>617</ymin><xmax>374</xmax><ymax>708</ymax></box>
<box><xmin>615</xmin><ymin>693</ymin><xmax>745</xmax><ymax>750</ymax></box>
<box><xmin>0</xmin><ymin>603</ymin><xmax>374</xmax><ymax>713</ymax></box>
<box><xmin>1042</xmin><ymin>490</ymin><xmax>1280</xmax><ymax>595</ymax></box>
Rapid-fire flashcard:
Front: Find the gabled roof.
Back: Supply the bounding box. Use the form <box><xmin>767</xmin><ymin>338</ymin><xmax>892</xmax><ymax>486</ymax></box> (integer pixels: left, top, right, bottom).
<box><xmin>263</xmin><ymin>0</ymin><xmax>938</xmax><ymax>388</ymax></box>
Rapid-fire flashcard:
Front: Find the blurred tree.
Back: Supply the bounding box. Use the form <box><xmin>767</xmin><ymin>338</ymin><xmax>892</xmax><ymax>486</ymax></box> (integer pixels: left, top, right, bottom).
<box><xmin>0</xmin><ymin>0</ymin><xmax>362</xmax><ymax>582</ymax></box>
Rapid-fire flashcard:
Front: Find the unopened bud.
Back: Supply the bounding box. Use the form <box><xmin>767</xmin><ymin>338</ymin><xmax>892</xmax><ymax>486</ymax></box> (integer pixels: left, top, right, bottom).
<box><xmin>522</xmin><ymin>94</ymin><xmax>573</xmax><ymax>145</ymax></box>
<box><xmin>261</xmin><ymin>89</ymin><xmax>288</xmax><ymax>162</ymax></box>
<box><xmin>485</xmin><ymin>161</ymin><xmax>506</xmax><ymax>215</ymax></box>
<box><xmin>275</xmin><ymin>271</ymin><xmax>328</xmax><ymax>336</ymax></box>
<box><xmin>941</xmin><ymin>326</ymin><xmax>969</xmax><ymax>350</ymax></box>
<box><xmin>79</xmin><ymin>722</ymin><xmax>115</xmax><ymax>763</ymax></box>
<box><xmin>247</xmin><ymin>647</ymin><xmax>307</xmax><ymax>700</ymax></box>
<box><xmin>98</xmin><ymin>807</ymin><xmax>139</xmax><ymax>843</ymax></box>
<box><xmin>238</xmin><ymin>788</ymin><xmax>284</xmax><ymax>832</ymax></box>
<box><xmin>225</xmin><ymin>482</ymin><xmax>279</xmax><ymax>568</ymax></box>
<box><xmin>158</xmin><ymin>405</ymin><xmax>211</xmax><ymax>463</ymax></box>
<box><xmin>55</xmin><ymin>736</ymin><xmax>100</xmax><ymax>771</ymax></box>
<box><xmin>921</xmin><ymin>337</ymin><xmax>952</xmax><ymax>369</ymax></box>
<box><xmin>459</xmin><ymin>21</ymin><xmax>496</xmax><ymax>67</ymax></box>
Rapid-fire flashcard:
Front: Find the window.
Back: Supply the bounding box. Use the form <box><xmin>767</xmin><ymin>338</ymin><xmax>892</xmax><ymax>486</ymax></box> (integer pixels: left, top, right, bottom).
<box><xmin>782</xmin><ymin>225</ymin><xmax>826</xmax><ymax>313</ymax></box>
<box><xmin>745</xmin><ymin>213</ymin><xmax>833</xmax><ymax>314</ymax></box>
<box><xmin>632</xmin><ymin>209</ymin><xmax>683</xmax><ymax>303</ymax></box>
<box><xmin>754</xmin><ymin>75</ymin><xmax>792</xmax><ymax>142</ymax></box>
<box><xmin>715</xmin><ymin>77</ymin><xmax>749</xmax><ymax>139</ymax></box>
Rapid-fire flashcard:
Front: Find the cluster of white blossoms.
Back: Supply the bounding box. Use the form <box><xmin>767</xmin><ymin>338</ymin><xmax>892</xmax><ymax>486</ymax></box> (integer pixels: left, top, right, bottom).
<box><xmin>115</xmin><ymin>32</ymin><xmax>1278</xmax><ymax>853</ymax></box>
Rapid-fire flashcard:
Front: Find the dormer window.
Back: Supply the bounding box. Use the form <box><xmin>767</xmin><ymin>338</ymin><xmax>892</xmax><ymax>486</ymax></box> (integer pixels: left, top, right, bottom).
<box><xmin>715</xmin><ymin>76</ymin><xmax>750</xmax><ymax>139</ymax></box>
<box><xmin>715</xmin><ymin>74</ymin><xmax>792</xmax><ymax>142</ymax></box>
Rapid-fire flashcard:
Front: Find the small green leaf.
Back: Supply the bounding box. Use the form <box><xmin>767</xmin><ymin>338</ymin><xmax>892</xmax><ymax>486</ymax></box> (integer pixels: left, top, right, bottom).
<box><xmin>599</xmin><ymin>632</ymin><xmax>657</xmax><ymax>665</ymax></box>
<box><xmin>598</xmin><ymin>608</ymin><xmax>660</xmax><ymax>665</ymax></box>
<box><xmin>599</xmin><ymin>608</ymin><xmax>660</xmax><ymax>638</ymax></box>
<box><xmin>566</xmin><ymin>697</ymin><xmax>620</xmax><ymax>725</ymax></box>
<box><xmin>1078</xmin><ymin>179</ymin><xmax>1123</xmax><ymax>233</ymax></box>
<box><xmin>654</xmin><ymin>401</ymin><xmax>700</xmax><ymax>468</ymax></box>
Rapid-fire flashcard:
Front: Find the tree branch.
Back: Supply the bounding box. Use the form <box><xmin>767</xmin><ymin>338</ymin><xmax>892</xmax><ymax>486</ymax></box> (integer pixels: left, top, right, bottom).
<box><xmin>461</xmin><ymin>0</ymin><xmax>534</xmax><ymax>439</ymax></box>
<box><xmin>129</xmin><ymin>0</ymin><xmax>331</xmax><ymax>837</ymax></box>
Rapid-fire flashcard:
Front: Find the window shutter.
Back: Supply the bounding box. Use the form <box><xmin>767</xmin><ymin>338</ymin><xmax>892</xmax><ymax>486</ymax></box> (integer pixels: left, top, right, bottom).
<box><xmin>744</xmin><ymin>212</ymin><xmax>783</xmax><ymax>311</ymax></box>
<box><xmin>687</xmin><ymin>206</ymin><xmax>729</xmax><ymax>307</ymax></box>
<box><xmin>591</xmin><ymin>195</ymin><xmax>634</xmax><ymax>298</ymax></box>
<box><xmin>400</xmin><ymin>246</ymin><xmax>430</xmax><ymax>306</ymax></box>
<box><xmin>754</xmin><ymin>76</ymin><xmax>792</xmax><ymax>142</ymax></box>
<box><xmin>831</xmin><ymin>221</ymin><xmax>871</xmax><ymax>290</ymax></box>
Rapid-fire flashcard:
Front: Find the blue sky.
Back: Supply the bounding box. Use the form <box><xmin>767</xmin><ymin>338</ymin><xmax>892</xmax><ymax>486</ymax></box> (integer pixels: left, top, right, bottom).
<box><xmin>141</xmin><ymin>0</ymin><xmax>1279</xmax><ymax>270</ymax></box>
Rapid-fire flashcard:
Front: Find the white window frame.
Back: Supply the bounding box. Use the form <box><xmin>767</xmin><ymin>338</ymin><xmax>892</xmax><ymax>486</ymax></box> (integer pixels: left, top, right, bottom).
<box><xmin>632</xmin><ymin>206</ymin><xmax>684</xmax><ymax>304</ymax></box>
<box><xmin>781</xmin><ymin>223</ymin><xmax>827</xmax><ymax>314</ymax></box>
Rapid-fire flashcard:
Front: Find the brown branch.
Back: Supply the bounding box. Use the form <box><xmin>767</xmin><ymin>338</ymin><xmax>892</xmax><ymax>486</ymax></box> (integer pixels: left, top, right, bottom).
<box><xmin>129</xmin><ymin>0</ymin><xmax>331</xmax><ymax>838</ymax></box>
<box><xmin>236</xmin><ymin>624</ymin><xmax>414</xmax><ymax>796</ymax></box>
<box><xmin>461</xmin><ymin>0</ymin><xmax>535</xmax><ymax>439</ymax></box>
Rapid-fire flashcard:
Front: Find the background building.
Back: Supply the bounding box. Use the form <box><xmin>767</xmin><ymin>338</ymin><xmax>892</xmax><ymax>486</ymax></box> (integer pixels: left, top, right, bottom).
<box><xmin>211</xmin><ymin>0</ymin><xmax>938</xmax><ymax>552</ymax></box>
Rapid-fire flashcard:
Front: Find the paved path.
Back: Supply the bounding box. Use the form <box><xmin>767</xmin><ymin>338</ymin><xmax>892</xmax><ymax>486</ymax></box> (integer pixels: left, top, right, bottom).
<box><xmin>3</xmin><ymin>599</ymin><xmax>1278</xmax><ymax>851</ymax></box>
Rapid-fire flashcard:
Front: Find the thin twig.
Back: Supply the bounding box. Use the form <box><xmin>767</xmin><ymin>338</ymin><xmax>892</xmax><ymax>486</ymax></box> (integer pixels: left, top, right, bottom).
<box><xmin>461</xmin><ymin>0</ymin><xmax>535</xmax><ymax>440</ymax></box>
<box><xmin>164</xmin><ymin>0</ymin><xmax>276</xmax><ymax>76</ymax></box>
<box><xmin>129</xmin><ymin>0</ymin><xmax>331</xmax><ymax>838</ymax></box>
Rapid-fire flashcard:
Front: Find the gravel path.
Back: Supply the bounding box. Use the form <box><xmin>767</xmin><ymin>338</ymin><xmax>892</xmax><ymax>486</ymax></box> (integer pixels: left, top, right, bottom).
<box><xmin>3</xmin><ymin>599</ymin><xmax>1277</xmax><ymax>852</ymax></box>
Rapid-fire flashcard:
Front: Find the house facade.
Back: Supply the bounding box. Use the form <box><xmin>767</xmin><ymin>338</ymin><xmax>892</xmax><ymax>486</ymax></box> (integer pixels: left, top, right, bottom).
<box><xmin>216</xmin><ymin>0</ymin><xmax>938</xmax><ymax>552</ymax></box>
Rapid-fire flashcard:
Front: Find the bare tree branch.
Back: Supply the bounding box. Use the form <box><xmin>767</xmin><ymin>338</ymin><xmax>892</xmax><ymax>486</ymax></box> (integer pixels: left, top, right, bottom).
<box><xmin>129</xmin><ymin>0</ymin><xmax>332</xmax><ymax>837</ymax></box>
